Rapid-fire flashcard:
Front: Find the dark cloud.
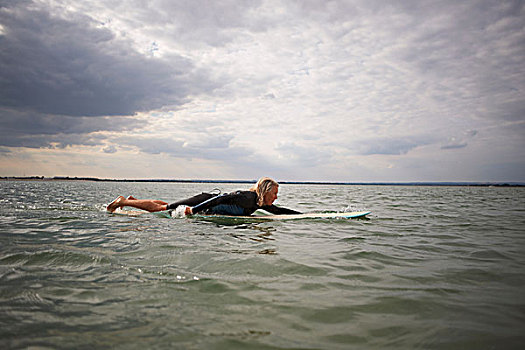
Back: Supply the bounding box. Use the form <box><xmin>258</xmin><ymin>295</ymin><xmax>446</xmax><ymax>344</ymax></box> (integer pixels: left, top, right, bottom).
<box><xmin>0</xmin><ymin>131</ymin><xmax>104</xmax><ymax>149</ymax></box>
<box><xmin>441</xmin><ymin>143</ymin><xmax>467</xmax><ymax>150</ymax></box>
<box><xmin>0</xmin><ymin>108</ymin><xmax>142</xmax><ymax>148</ymax></box>
<box><xmin>0</xmin><ymin>1</ymin><xmax>222</xmax><ymax>149</ymax></box>
<box><xmin>103</xmin><ymin>145</ymin><xmax>117</xmax><ymax>154</ymax></box>
<box><xmin>0</xmin><ymin>3</ymin><xmax>215</xmax><ymax>117</ymax></box>
<box><xmin>0</xmin><ymin>108</ymin><xmax>142</xmax><ymax>135</ymax></box>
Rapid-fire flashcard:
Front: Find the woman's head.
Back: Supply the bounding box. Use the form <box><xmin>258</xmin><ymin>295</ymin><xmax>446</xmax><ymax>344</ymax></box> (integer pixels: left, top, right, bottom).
<box><xmin>251</xmin><ymin>177</ymin><xmax>279</xmax><ymax>206</ymax></box>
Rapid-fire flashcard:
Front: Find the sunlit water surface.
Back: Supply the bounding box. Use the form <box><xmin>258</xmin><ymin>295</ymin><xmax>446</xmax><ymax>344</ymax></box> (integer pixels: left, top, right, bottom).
<box><xmin>1</xmin><ymin>181</ymin><xmax>524</xmax><ymax>349</ymax></box>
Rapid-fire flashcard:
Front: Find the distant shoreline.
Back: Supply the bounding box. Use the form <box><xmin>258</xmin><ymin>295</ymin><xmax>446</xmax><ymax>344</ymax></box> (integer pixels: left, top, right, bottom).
<box><xmin>1</xmin><ymin>176</ymin><xmax>523</xmax><ymax>187</ymax></box>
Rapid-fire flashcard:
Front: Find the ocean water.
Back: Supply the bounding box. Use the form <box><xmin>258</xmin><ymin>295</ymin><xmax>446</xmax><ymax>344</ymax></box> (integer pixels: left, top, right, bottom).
<box><xmin>0</xmin><ymin>180</ymin><xmax>524</xmax><ymax>349</ymax></box>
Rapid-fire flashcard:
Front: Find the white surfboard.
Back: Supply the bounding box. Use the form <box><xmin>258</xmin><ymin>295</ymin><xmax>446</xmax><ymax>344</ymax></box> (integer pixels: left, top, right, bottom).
<box><xmin>110</xmin><ymin>209</ymin><xmax>371</xmax><ymax>220</ymax></box>
<box><xmin>193</xmin><ymin>211</ymin><xmax>371</xmax><ymax>221</ymax></box>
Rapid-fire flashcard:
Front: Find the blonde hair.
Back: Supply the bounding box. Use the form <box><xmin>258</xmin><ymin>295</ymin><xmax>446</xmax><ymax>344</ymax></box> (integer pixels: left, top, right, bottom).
<box><xmin>250</xmin><ymin>177</ymin><xmax>278</xmax><ymax>206</ymax></box>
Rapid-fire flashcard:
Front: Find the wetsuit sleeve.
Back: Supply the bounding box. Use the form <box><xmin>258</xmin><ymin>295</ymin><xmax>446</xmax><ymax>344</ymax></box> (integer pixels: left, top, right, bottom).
<box><xmin>261</xmin><ymin>205</ymin><xmax>302</xmax><ymax>215</ymax></box>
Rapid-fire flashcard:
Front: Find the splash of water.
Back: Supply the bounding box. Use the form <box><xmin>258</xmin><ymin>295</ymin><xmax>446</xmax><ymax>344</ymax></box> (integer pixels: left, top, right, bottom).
<box><xmin>171</xmin><ymin>205</ymin><xmax>189</xmax><ymax>218</ymax></box>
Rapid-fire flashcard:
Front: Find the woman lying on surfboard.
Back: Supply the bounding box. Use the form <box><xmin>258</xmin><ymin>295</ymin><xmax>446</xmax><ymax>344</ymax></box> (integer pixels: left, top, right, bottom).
<box><xmin>106</xmin><ymin>177</ymin><xmax>301</xmax><ymax>216</ymax></box>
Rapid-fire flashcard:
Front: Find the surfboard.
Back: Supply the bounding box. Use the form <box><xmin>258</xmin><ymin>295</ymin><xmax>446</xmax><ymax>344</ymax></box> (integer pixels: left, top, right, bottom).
<box><xmin>110</xmin><ymin>209</ymin><xmax>371</xmax><ymax>220</ymax></box>
<box><xmin>193</xmin><ymin>211</ymin><xmax>371</xmax><ymax>221</ymax></box>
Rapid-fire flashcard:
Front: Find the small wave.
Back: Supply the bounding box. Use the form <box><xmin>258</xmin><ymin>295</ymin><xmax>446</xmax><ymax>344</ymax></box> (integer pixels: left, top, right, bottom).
<box><xmin>8</xmin><ymin>289</ymin><xmax>54</xmax><ymax>307</ymax></box>
<box><xmin>0</xmin><ymin>250</ymin><xmax>110</xmax><ymax>269</ymax></box>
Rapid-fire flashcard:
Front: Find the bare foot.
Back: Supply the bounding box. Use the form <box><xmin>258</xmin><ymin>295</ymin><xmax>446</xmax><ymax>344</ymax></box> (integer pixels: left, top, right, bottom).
<box><xmin>106</xmin><ymin>196</ymin><xmax>125</xmax><ymax>212</ymax></box>
<box><xmin>127</xmin><ymin>196</ymin><xmax>137</xmax><ymax>200</ymax></box>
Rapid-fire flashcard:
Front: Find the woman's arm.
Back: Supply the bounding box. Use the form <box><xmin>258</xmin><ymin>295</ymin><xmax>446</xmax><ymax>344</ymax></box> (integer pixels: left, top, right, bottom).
<box><xmin>261</xmin><ymin>205</ymin><xmax>301</xmax><ymax>215</ymax></box>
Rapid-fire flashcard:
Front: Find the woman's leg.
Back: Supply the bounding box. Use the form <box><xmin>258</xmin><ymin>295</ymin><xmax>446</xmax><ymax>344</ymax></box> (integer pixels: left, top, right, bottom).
<box><xmin>106</xmin><ymin>196</ymin><xmax>168</xmax><ymax>213</ymax></box>
<box><xmin>127</xmin><ymin>196</ymin><xmax>166</xmax><ymax>205</ymax></box>
<box><xmin>107</xmin><ymin>192</ymin><xmax>217</xmax><ymax>213</ymax></box>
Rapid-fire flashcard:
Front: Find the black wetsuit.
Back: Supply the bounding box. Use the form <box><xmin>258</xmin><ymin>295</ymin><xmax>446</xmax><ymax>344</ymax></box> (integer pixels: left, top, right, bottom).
<box><xmin>166</xmin><ymin>190</ymin><xmax>301</xmax><ymax>216</ymax></box>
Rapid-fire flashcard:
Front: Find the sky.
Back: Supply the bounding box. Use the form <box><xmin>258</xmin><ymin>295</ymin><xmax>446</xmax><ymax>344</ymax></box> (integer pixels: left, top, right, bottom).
<box><xmin>0</xmin><ymin>0</ymin><xmax>524</xmax><ymax>182</ymax></box>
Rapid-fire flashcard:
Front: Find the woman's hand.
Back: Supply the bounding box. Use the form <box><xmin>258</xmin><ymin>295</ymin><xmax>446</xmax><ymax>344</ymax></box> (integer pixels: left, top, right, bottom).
<box><xmin>184</xmin><ymin>206</ymin><xmax>193</xmax><ymax>216</ymax></box>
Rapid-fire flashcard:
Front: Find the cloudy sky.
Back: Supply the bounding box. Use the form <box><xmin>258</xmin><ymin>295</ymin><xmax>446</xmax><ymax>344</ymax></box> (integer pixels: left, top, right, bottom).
<box><xmin>1</xmin><ymin>0</ymin><xmax>524</xmax><ymax>182</ymax></box>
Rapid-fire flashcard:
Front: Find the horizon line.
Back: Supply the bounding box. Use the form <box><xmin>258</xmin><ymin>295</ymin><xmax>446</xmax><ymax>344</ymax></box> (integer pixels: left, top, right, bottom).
<box><xmin>1</xmin><ymin>176</ymin><xmax>523</xmax><ymax>186</ymax></box>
